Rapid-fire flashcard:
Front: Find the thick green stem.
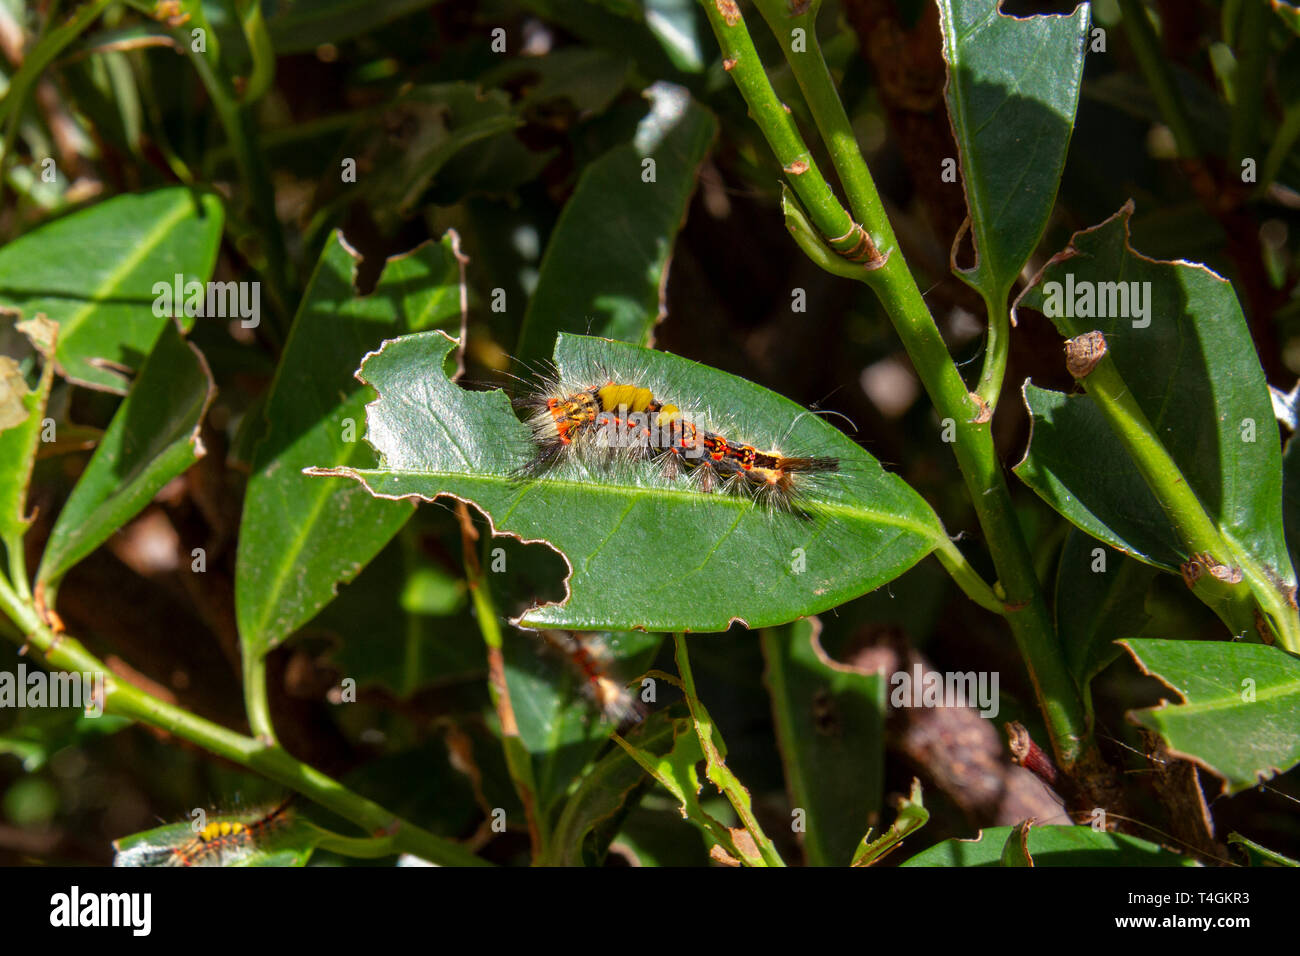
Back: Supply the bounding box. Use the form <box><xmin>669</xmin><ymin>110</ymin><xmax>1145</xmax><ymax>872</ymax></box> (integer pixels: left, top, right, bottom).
<box><xmin>1069</xmin><ymin>334</ymin><xmax>1300</xmax><ymax>652</ymax></box>
<box><xmin>0</xmin><ymin>575</ymin><xmax>488</xmax><ymax>866</ymax></box>
<box><xmin>699</xmin><ymin>0</ymin><xmax>861</xmax><ymax>254</ymax></box>
<box><xmin>702</xmin><ymin>0</ymin><xmax>1089</xmax><ymax>765</ymax></box>
<box><xmin>242</xmin><ymin>649</ymin><xmax>278</xmax><ymax>745</ymax></box>
<box><xmin>751</xmin><ymin>0</ymin><xmax>883</xmax><ymax>229</ymax></box>
<box><xmin>1118</xmin><ymin>0</ymin><xmax>1199</xmax><ymax>158</ymax></box>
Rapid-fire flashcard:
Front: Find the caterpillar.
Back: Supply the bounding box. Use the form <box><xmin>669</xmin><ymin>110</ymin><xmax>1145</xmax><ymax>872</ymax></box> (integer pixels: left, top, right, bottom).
<box><xmin>164</xmin><ymin>797</ymin><xmax>295</xmax><ymax>867</ymax></box>
<box><xmin>516</xmin><ymin>373</ymin><xmax>840</xmax><ymax>515</ymax></box>
<box><xmin>539</xmin><ymin>631</ymin><xmax>645</xmax><ymax>724</ymax></box>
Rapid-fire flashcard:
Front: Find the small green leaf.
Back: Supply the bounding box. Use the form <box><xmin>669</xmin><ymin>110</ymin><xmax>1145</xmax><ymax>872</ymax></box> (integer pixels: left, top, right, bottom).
<box><xmin>851</xmin><ymin>778</ymin><xmax>928</xmax><ymax>867</ymax></box>
<box><xmin>0</xmin><ymin>318</ymin><xmax>57</xmax><ymax>542</ymax></box>
<box><xmin>1227</xmin><ymin>832</ymin><xmax>1300</xmax><ymax>866</ymax></box>
<box><xmin>938</xmin><ymin>0</ymin><xmax>1089</xmax><ymax>298</ymax></box>
<box><xmin>1015</xmin><ymin>204</ymin><xmax>1295</xmax><ymax>591</ymax></box>
<box><xmin>0</xmin><ymin>188</ymin><xmax>224</xmax><ymax>392</ymax></box>
<box><xmin>36</xmin><ymin>321</ymin><xmax>213</xmax><ymax>591</ymax></box>
<box><xmin>762</xmin><ymin>617</ymin><xmax>884</xmax><ymax>866</ymax></box>
<box><xmin>1122</xmin><ymin>638</ymin><xmax>1300</xmax><ymax>792</ymax></box>
<box><xmin>611</xmin><ymin>712</ymin><xmax>734</xmax><ymax>853</ymax></box>
<box><xmin>545</xmin><ymin>708</ymin><xmax>681</xmax><ymax>866</ymax></box>
<box><xmin>311</xmin><ymin>331</ymin><xmax>946</xmax><ymax>632</ymax></box>
<box><xmin>901</xmin><ymin>824</ymin><xmax>1197</xmax><ymax>867</ymax></box>
<box><xmin>1272</xmin><ymin>1</ymin><xmax>1300</xmax><ymax>36</ymax></box>
<box><xmin>1000</xmin><ymin>819</ymin><xmax>1035</xmax><ymax>866</ymax></box>
<box><xmin>235</xmin><ymin>231</ymin><xmax>466</xmax><ymax>659</ymax></box>
<box><xmin>515</xmin><ymin>83</ymin><xmax>716</xmax><ymax>364</ymax></box>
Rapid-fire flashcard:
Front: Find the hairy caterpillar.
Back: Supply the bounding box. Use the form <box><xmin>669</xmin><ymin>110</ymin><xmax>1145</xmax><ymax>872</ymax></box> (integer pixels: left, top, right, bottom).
<box><xmin>538</xmin><ymin>631</ymin><xmax>645</xmax><ymax>724</ymax></box>
<box><xmin>164</xmin><ymin>797</ymin><xmax>295</xmax><ymax>867</ymax></box>
<box><xmin>113</xmin><ymin>797</ymin><xmax>296</xmax><ymax>867</ymax></box>
<box><xmin>515</xmin><ymin>369</ymin><xmax>841</xmax><ymax>515</ymax></box>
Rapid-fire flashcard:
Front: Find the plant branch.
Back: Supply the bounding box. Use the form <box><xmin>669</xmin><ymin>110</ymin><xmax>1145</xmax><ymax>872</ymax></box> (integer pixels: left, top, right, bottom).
<box><xmin>672</xmin><ymin>633</ymin><xmax>784</xmax><ymax>866</ymax></box>
<box><xmin>456</xmin><ymin>503</ymin><xmax>546</xmax><ymax>860</ymax></box>
<box><xmin>703</xmin><ymin>1</ymin><xmax>1089</xmax><ymax>765</ymax></box>
<box><xmin>0</xmin><ymin>574</ymin><xmax>489</xmax><ymax>866</ymax></box>
<box><xmin>1065</xmin><ymin>332</ymin><xmax>1300</xmax><ymax>652</ymax></box>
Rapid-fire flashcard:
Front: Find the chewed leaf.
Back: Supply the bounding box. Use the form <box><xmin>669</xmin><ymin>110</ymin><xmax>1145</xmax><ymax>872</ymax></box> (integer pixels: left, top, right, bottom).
<box><xmin>309</xmin><ymin>332</ymin><xmax>947</xmax><ymax>632</ymax></box>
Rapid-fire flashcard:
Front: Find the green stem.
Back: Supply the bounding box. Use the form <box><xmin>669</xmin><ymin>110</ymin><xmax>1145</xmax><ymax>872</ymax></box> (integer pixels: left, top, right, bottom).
<box><xmin>0</xmin><ymin>575</ymin><xmax>488</xmax><ymax>866</ymax></box>
<box><xmin>1226</xmin><ymin>0</ymin><xmax>1264</xmax><ymax>171</ymax></box>
<box><xmin>698</xmin><ymin>0</ymin><xmax>859</xmax><ymax>252</ymax></box>
<box><xmin>242</xmin><ymin>649</ymin><xmax>278</xmax><ymax>745</ymax></box>
<box><xmin>932</xmin><ymin>535</ymin><xmax>1004</xmax><ymax>616</ymax></box>
<box><xmin>461</xmin><ymin>517</ymin><xmax>547</xmax><ymax>860</ymax></box>
<box><xmin>236</xmin><ymin>0</ymin><xmax>276</xmax><ymax>104</ymax></box>
<box><xmin>1260</xmin><ymin>106</ymin><xmax>1300</xmax><ymax>192</ymax></box>
<box><xmin>4</xmin><ymin>533</ymin><xmax>31</xmax><ymax>603</ymax></box>
<box><xmin>1118</xmin><ymin>0</ymin><xmax>1199</xmax><ymax>158</ymax></box>
<box><xmin>751</xmin><ymin>0</ymin><xmax>882</xmax><ymax>228</ymax></box>
<box><xmin>974</xmin><ymin>283</ymin><xmax>1013</xmax><ymax>410</ymax></box>
<box><xmin>672</xmin><ymin>633</ymin><xmax>784</xmax><ymax>867</ymax></box>
<box><xmin>183</xmin><ymin>34</ymin><xmax>290</xmax><ymax>341</ymax></box>
<box><xmin>703</xmin><ymin>1</ymin><xmax>1089</xmax><ymax>765</ymax></box>
<box><xmin>1069</xmin><ymin>335</ymin><xmax>1300</xmax><ymax>652</ymax></box>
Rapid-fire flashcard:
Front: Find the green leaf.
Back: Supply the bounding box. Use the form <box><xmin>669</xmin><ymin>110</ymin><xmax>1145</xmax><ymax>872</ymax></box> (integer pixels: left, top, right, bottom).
<box><xmin>1014</xmin><ymin>204</ymin><xmax>1295</xmax><ymax>591</ymax></box>
<box><xmin>235</xmin><ymin>231</ymin><xmax>466</xmax><ymax>658</ymax></box>
<box><xmin>901</xmin><ymin>824</ymin><xmax>1197</xmax><ymax>867</ymax></box>
<box><xmin>263</xmin><ymin>0</ymin><xmax>439</xmax><ymax>53</ymax></box>
<box><xmin>1121</xmin><ymin>638</ymin><xmax>1300</xmax><ymax>792</ymax></box>
<box><xmin>611</xmin><ymin>712</ymin><xmax>734</xmax><ymax>852</ymax></box>
<box><xmin>1272</xmin><ymin>1</ymin><xmax>1300</xmax><ymax>36</ymax></box>
<box><xmin>1055</xmin><ymin>530</ymin><xmax>1159</xmax><ymax>724</ymax></box>
<box><xmin>514</xmin><ymin>83</ymin><xmax>716</xmax><ymax>364</ymax></box>
<box><xmin>35</xmin><ymin>321</ymin><xmax>214</xmax><ymax>591</ymax></box>
<box><xmin>505</xmin><ymin>629</ymin><xmax>662</xmax><ymax>817</ymax></box>
<box><xmin>0</xmin><ymin>188</ymin><xmax>224</xmax><ymax>393</ymax></box>
<box><xmin>761</xmin><ymin>617</ymin><xmax>884</xmax><ymax>866</ymax></box>
<box><xmin>310</xmin><ymin>331</ymin><xmax>947</xmax><ymax>632</ymax></box>
<box><xmin>643</xmin><ymin>0</ymin><xmax>707</xmax><ymax>73</ymax></box>
<box><xmin>545</xmin><ymin>708</ymin><xmax>681</xmax><ymax>866</ymax></box>
<box><xmin>850</xmin><ymin>778</ymin><xmax>928</xmax><ymax>867</ymax></box>
<box><xmin>0</xmin><ymin>318</ymin><xmax>56</xmax><ymax>543</ymax></box>
<box><xmin>1000</xmin><ymin>819</ymin><xmax>1035</xmax><ymax>866</ymax></box>
<box><xmin>938</xmin><ymin>0</ymin><xmax>1089</xmax><ymax>298</ymax></box>
<box><xmin>1019</xmin><ymin>384</ymin><xmax>1179</xmax><ymax>569</ymax></box>
<box><xmin>1227</xmin><ymin>832</ymin><xmax>1300</xmax><ymax>866</ymax></box>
